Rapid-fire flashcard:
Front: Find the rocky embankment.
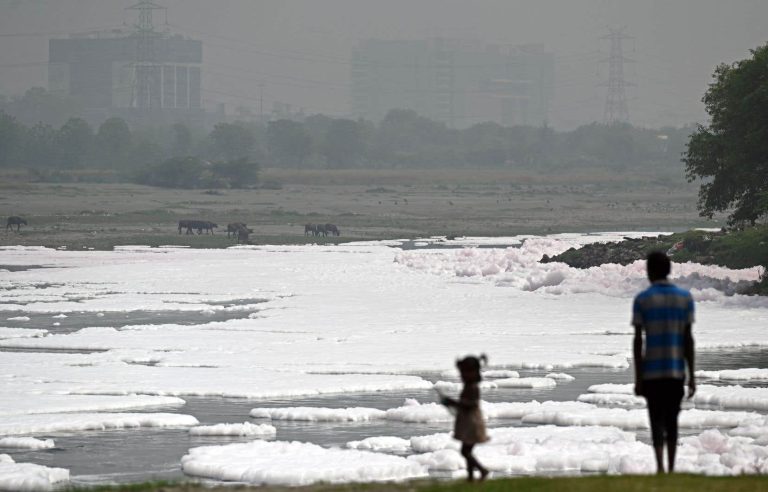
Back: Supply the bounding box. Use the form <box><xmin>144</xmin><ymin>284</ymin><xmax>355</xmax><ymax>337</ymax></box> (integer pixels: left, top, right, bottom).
<box><xmin>540</xmin><ymin>234</ymin><xmax>683</xmax><ymax>268</ymax></box>
<box><xmin>540</xmin><ymin>227</ymin><xmax>768</xmax><ymax>295</ymax></box>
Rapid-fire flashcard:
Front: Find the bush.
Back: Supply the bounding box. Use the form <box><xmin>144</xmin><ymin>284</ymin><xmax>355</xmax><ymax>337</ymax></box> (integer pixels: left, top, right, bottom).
<box><xmin>135</xmin><ymin>156</ymin><xmax>206</xmax><ymax>188</ymax></box>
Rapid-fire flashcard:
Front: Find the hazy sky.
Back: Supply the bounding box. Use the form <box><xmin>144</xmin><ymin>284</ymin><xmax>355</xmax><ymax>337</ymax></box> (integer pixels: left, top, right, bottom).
<box><xmin>1</xmin><ymin>0</ymin><xmax>766</xmax><ymax>129</ymax></box>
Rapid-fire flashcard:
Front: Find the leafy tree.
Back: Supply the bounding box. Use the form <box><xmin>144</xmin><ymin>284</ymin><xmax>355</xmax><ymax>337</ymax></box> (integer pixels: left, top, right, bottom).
<box><xmin>267</xmin><ymin>119</ymin><xmax>311</xmax><ymax>168</ymax></box>
<box><xmin>209</xmin><ymin>122</ymin><xmax>255</xmax><ymax>161</ymax></box>
<box><xmin>323</xmin><ymin>118</ymin><xmax>364</xmax><ymax>168</ymax></box>
<box><xmin>95</xmin><ymin>117</ymin><xmax>132</xmax><ymax>168</ymax></box>
<box><xmin>0</xmin><ymin>87</ymin><xmax>81</xmax><ymax>127</ymax></box>
<box><xmin>0</xmin><ymin>111</ymin><xmax>22</xmax><ymax>167</ymax></box>
<box><xmin>211</xmin><ymin>158</ymin><xmax>260</xmax><ymax>187</ymax></box>
<box><xmin>23</xmin><ymin>122</ymin><xmax>58</xmax><ymax>167</ymax></box>
<box><xmin>57</xmin><ymin>118</ymin><xmax>93</xmax><ymax>168</ymax></box>
<box><xmin>684</xmin><ymin>44</ymin><xmax>768</xmax><ymax>225</ymax></box>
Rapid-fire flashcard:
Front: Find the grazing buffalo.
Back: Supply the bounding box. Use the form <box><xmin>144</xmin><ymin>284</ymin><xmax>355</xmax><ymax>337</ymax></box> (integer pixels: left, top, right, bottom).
<box><xmin>325</xmin><ymin>223</ymin><xmax>340</xmax><ymax>236</ymax></box>
<box><xmin>304</xmin><ymin>223</ymin><xmax>316</xmax><ymax>236</ymax></box>
<box><xmin>227</xmin><ymin>222</ymin><xmax>247</xmax><ymax>239</ymax></box>
<box><xmin>200</xmin><ymin>221</ymin><xmax>217</xmax><ymax>234</ymax></box>
<box><xmin>178</xmin><ymin>219</ymin><xmax>192</xmax><ymax>234</ymax></box>
<box><xmin>315</xmin><ymin>223</ymin><xmax>328</xmax><ymax>237</ymax></box>
<box><xmin>6</xmin><ymin>216</ymin><xmax>27</xmax><ymax>232</ymax></box>
<box><xmin>235</xmin><ymin>224</ymin><xmax>253</xmax><ymax>244</ymax></box>
<box><xmin>178</xmin><ymin>220</ymin><xmax>217</xmax><ymax>235</ymax></box>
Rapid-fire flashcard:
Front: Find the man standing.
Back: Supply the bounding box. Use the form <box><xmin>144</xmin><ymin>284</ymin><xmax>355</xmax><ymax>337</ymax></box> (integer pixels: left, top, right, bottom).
<box><xmin>632</xmin><ymin>251</ymin><xmax>696</xmax><ymax>474</ymax></box>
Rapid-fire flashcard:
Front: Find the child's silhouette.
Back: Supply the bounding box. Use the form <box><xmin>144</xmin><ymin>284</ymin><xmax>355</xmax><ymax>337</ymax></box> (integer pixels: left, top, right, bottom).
<box><xmin>440</xmin><ymin>354</ymin><xmax>490</xmax><ymax>481</ymax></box>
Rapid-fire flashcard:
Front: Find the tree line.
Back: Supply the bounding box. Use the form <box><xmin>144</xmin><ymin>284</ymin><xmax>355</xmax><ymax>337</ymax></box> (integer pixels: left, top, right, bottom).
<box><xmin>0</xmin><ymin>87</ymin><xmax>694</xmax><ymax>188</ymax></box>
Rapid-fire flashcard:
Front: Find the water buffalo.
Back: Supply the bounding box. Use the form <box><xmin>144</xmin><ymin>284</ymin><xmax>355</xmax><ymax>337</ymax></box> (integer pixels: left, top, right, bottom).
<box><xmin>304</xmin><ymin>223</ymin><xmax>316</xmax><ymax>236</ymax></box>
<box><xmin>178</xmin><ymin>220</ymin><xmax>192</xmax><ymax>234</ymax></box>
<box><xmin>6</xmin><ymin>216</ymin><xmax>27</xmax><ymax>232</ymax></box>
<box><xmin>200</xmin><ymin>221</ymin><xmax>217</xmax><ymax>234</ymax></box>
<box><xmin>227</xmin><ymin>222</ymin><xmax>247</xmax><ymax>238</ymax></box>
<box><xmin>325</xmin><ymin>223</ymin><xmax>340</xmax><ymax>236</ymax></box>
<box><xmin>179</xmin><ymin>220</ymin><xmax>217</xmax><ymax>235</ymax></box>
<box><xmin>235</xmin><ymin>224</ymin><xmax>253</xmax><ymax>244</ymax></box>
<box><xmin>315</xmin><ymin>223</ymin><xmax>328</xmax><ymax>237</ymax></box>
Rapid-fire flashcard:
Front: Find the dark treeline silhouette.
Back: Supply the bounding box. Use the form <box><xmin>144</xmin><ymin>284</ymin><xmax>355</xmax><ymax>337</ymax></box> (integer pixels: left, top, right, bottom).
<box><xmin>0</xmin><ymin>88</ymin><xmax>693</xmax><ymax>188</ymax></box>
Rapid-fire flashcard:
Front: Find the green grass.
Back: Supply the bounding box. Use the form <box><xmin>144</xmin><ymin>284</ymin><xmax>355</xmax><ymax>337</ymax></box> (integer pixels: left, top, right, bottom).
<box><xmin>66</xmin><ymin>475</ymin><xmax>768</xmax><ymax>492</ymax></box>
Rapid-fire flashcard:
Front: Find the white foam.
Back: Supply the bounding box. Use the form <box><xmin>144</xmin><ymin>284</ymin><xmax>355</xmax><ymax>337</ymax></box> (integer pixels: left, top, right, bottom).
<box><xmin>6</xmin><ymin>317</ymin><xmax>30</xmax><ymax>322</ymax></box>
<box><xmin>0</xmin><ymin>413</ymin><xmax>198</xmax><ymax>436</ymax></box>
<box><xmin>482</xmin><ymin>370</ymin><xmax>520</xmax><ymax>378</ymax></box>
<box><xmin>347</xmin><ymin>436</ymin><xmax>411</xmax><ymax>453</ymax></box>
<box><xmin>384</xmin><ymin>399</ymin><xmax>452</xmax><ymax>423</ymax></box>
<box><xmin>189</xmin><ymin>422</ymin><xmax>276</xmax><ymax>437</ymax></box>
<box><xmin>696</xmin><ymin>368</ymin><xmax>768</xmax><ymax>382</ymax></box>
<box><xmin>0</xmin><ymin>328</ymin><xmax>46</xmax><ymax>340</ymax></box>
<box><xmin>408</xmin><ymin>425</ymin><xmax>653</xmax><ymax>474</ymax></box>
<box><xmin>677</xmin><ymin>429</ymin><xmax>768</xmax><ymax>475</ymax></box>
<box><xmin>433</xmin><ymin>381</ymin><xmax>498</xmax><ymax>392</ymax></box>
<box><xmin>181</xmin><ymin>440</ymin><xmax>428</xmax><ymax>485</ymax></box>
<box><xmin>394</xmin><ymin>235</ymin><xmax>763</xmax><ymax>305</ymax></box>
<box><xmin>589</xmin><ymin>382</ymin><xmax>768</xmax><ymax>412</ymax></box>
<box><xmin>546</xmin><ymin>372</ymin><xmax>575</xmax><ymax>381</ymax></box>
<box><xmin>0</xmin><ymin>236</ymin><xmax>766</xmax><ymax>454</ymax></box>
<box><xmin>0</xmin><ymin>456</ymin><xmax>69</xmax><ymax>492</ymax></box>
<box><xmin>0</xmin><ymin>393</ymin><xmax>186</xmax><ymax>417</ymax></box>
<box><xmin>729</xmin><ymin>416</ymin><xmax>768</xmax><ymax>443</ymax></box>
<box><xmin>0</xmin><ymin>437</ymin><xmax>55</xmax><ymax>450</ymax></box>
<box><xmin>250</xmin><ymin>407</ymin><xmax>386</xmax><ymax>422</ymax></box>
<box><xmin>522</xmin><ymin>403</ymin><xmax>762</xmax><ymax>430</ymax></box>
<box><xmin>587</xmin><ymin>384</ymin><xmax>635</xmax><ymax>395</ymax></box>
<box><xmin>692</xmin><ymin>385</ymin><xmax>768</xmax><ymax>411</ymax></box>
<box><xmin>495</xmin><ymin>377</ymin><xmax>557</xmax><ymax>389</ymax></box>
<box><xmin>577</xmin><ymin>393</ymin><xmax>646</xmax><ymax>408</ymax></box>
<box><xmin>408</xmin><ymin>425</ymin><xmax>768</xmax><ymax>476</ymax></box>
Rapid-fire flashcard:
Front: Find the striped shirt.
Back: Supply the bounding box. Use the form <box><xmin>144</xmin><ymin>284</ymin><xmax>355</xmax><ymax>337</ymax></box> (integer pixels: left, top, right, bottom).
<box><xmin>632</xmin><ymin>280</ymin><xmax>694</xmax><ymax>380</ymax></box>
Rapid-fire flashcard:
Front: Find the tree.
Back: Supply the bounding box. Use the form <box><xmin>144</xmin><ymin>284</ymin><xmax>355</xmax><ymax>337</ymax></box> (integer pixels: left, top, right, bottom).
<box><xmin>23</xmin><ymin>122</ymin><xmax>58</xmax><ymax>167</ymax></box>
<box><xmin>95</xmin><ymin>117</ymin><xmax>132</xmax><ymax>168</ymax></box>
<box><xmin>209</xmin><ymin>122</ymin><xmax>255</xmax><ymax>161</ymax></box>
<box><xmin>267</xmin><ymin>119</ymin><xmax>311</xmax><ymax>168</ymax></box>
<box><xmin>323</xmin><ymin>119</ymin><xmax>364</xmax><ymax>168</ymax></box>
<box><xmin>0</xmin><ymin>111</ymin><xmax>22</xmax><ymax>167</ymax></box>
<box><xmin>684</xmin><ymin>44</ymin><xmax>768</xmax><ymax>225</ymax></box>
<box><xmin>0</xmin><ymin>87</ymin><xmax>81</xmax><ymax>127</ymax></box>
<box><xmin>57</xmin><ymin>118</ymin><xmax>93</xmax><ymax>168</ymax></box>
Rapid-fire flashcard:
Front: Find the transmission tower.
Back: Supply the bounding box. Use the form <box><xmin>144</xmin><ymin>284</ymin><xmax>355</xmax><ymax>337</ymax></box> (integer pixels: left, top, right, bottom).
<box><xmin>126</xmin><ymin>1</ymin><xmax>167</xmax><ymax>110</ymax></box>
<box><xmin>600</xmin><ymin>27</ymin><xmax>634</xmax><ymax>124</ymax></box>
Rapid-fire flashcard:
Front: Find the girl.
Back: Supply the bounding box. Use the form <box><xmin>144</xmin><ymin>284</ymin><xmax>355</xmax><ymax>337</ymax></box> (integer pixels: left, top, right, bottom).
<box><xmin>440</xmin><ymin>354</ymin><xmax>489</xmax><ymax>481</ymax></box>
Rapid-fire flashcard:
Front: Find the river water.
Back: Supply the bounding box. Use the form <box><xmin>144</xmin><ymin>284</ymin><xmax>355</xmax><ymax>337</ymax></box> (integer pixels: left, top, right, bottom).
<box><xmin>7</xmin><ymin>349</ymin><xmax>767</xmax><ymax>486</ymax></box>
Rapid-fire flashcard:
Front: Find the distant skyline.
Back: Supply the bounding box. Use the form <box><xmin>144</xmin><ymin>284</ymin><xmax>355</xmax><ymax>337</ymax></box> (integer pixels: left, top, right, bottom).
<box><xmin>1</xmin><ymin>0</ymin><xmax>767</xmax><ymax>129</ymax></box>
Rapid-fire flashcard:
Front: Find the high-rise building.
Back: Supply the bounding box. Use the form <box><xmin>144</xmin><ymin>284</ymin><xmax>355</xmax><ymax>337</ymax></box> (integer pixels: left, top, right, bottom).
<box><xmin>351</xmin><ymin>38</ymin><xmax>554</xmax><ymax>128</ymax></box>
<box><xmin>48</xmin><ymin>28</ymin><xmax>202</xmax><ymax>125</ymax></box>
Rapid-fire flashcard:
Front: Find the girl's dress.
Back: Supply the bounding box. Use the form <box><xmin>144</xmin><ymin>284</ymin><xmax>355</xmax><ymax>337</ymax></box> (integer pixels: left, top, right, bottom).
<box><xmin>453</xmin><ymin>382</ymin><xmax>488</xmax><ymax>444</ymax></box>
